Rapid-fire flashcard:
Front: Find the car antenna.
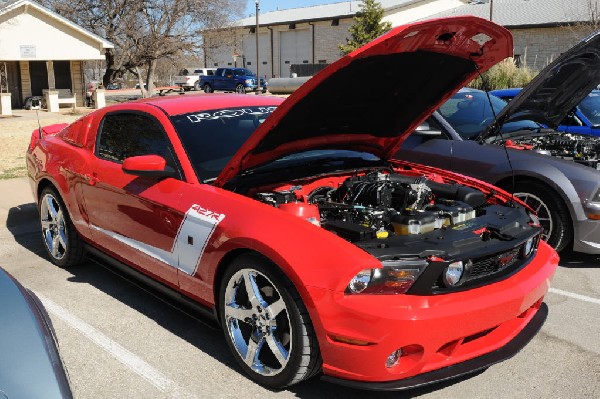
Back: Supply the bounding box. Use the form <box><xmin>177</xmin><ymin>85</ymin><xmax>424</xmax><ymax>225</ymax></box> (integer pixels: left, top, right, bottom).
<box><xmin>35</xmin><ymin>107</ymin><xmax>43</xmax><ymax>138</ymax></box>
<box><xmin>476</xmin><ymin>67</ymin><xmax>517</xmax><ymax>207</ymax></box>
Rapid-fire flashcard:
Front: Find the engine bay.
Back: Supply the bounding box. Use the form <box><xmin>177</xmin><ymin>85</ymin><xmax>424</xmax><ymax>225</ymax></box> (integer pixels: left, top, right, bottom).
<box><xmin>254</xmin><ymin>170</ymin><xmax>539</xmax><ymax>259</ymax></box>
<box><xmin>492</xmin><ymin>132</ymin><xmax>600</xmax><ymax>169</ymax></box>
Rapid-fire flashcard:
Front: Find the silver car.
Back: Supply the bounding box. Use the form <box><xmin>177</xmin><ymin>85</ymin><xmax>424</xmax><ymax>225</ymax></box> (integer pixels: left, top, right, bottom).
<box><xmin>398</xmin><ymin>31</ymin><xmax>600</xmax><ymax>254</ymax></box>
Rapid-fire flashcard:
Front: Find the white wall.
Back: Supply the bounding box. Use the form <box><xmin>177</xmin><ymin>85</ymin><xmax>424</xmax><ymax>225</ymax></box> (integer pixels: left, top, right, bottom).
<box><xmin>0</xmin><ymin>7</ymin><xmax>106</xmax><ymax>61</ymax></box>
<box><xmin>384</xmin><ymin>0</ymin><xmax>465</xmax><ymax>26</ymax></box>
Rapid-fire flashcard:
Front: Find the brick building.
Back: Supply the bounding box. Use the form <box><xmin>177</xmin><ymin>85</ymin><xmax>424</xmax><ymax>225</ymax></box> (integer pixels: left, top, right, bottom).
<box><xmin>429</xmin><ymin>0</ymin><xmax>596</xmax><ymax>70</ymax></box>
<box><xmin>0</xmin><ymin>0</ymin><xmax>112</xmax><ymax>109</ymax></box>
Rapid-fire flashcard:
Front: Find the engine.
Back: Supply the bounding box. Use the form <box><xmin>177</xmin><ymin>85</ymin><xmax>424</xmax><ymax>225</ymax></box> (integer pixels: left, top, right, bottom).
<box><xmin>495</xmin><ymin>133</ymin><xmax>600</xmax><ymax>169</ymax></box>
<box><xmin>255</xmin><ymin>171</ymin><xmax>487</xmax><ymax>241</ymax></box>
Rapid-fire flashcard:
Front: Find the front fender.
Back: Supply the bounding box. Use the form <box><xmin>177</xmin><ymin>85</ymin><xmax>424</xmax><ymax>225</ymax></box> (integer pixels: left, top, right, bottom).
<box><xmin>489</xmin><ymin>157</ymin><xmax>587</xmax><ymax>222</ymax></box>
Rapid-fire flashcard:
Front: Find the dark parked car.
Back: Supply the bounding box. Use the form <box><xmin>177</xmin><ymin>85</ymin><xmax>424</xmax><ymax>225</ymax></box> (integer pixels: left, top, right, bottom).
<box><xmin>399</xmin><ymin>82</ymin><xmax>600</xmax><ymax>253</ymax></box>
<box><xmin>491</xmin><ymin>88</ymin><xmax>600</xmax><ymax>137</ymax></box>
<box><xmin>0</xmin><ymin>267</ymin><xmax>72</xmax><ymax>398</ymax></box>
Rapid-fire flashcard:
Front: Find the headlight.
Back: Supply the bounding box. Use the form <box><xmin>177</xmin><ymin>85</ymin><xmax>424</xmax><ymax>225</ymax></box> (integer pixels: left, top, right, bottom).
<box><xmin>244</xmin><ymin>79</ymin><xmax>252</xmax><ymax>84</ymax></box>
<box><xmin>346</xmin><ymin>259</ymin><xmax>427</xmax><ymax>295</ymax></box>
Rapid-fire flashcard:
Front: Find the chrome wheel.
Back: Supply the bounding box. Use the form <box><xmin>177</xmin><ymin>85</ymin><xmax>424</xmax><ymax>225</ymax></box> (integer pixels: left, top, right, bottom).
<box><xmin>223</xmin><ymin>268</ymin><xmax>291</xmax><ymax>376</ymax></box>
<box><xmin>514</xmin><ymin>191</ymin><xmax>552</xmax><ymax>242</ymax></box>
<box><xmin>235</xmin><ymin>84</ymin><xmax>245</xmax><ymax>94</ymax></box>
<box><xmin>40</xmin><ymin>193</ymin><xmax>68</xmax><ymax>260</ymax></box>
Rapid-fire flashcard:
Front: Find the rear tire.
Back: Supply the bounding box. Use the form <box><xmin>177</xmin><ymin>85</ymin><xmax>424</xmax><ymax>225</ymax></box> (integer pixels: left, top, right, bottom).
<box><xmin>509</xmin><ymin>181</ymin><xmax>573</xmax><ymax>252</ymax></box>
<box><xmin>39</xmin><ymin>187</ymin><xmax>84</xmax><ymax>268</ymax></box>
<box><xmin>235</xmin><ymin>84</ymin><xmax>245</xmax><ymax>94</ymax></box>
<box><xmin>219</xmin><ymin>254</ymin><xmax>321</xmax><ymax>389</ymax></box>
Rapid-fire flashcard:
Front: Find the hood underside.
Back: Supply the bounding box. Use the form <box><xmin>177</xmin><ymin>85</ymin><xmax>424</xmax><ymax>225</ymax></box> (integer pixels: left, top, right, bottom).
<box><xmin>485</xmin><ymin>30</ymin><xmax>600</xmax><ymax>137</ymax></box>
<box><xmin>216</xmin><ymin>16</ymin><xmax>513</xmax><ymax>187</ymax></box>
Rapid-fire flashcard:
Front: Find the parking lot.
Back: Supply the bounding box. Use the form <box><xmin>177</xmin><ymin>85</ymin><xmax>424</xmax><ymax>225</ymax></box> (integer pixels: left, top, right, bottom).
<box><xmin>1</xmin><ymin>177</ymin><xmax>599</xmax><ymax>399</ymax></box>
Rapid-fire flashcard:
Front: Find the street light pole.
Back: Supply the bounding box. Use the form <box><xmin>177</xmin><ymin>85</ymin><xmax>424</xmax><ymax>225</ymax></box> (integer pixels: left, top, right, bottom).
<box><xmin>255</xmin><ymin>0</ymin><xmax>261</xmax><ymax>94</ymax></box>
<box><xmin>489</xmin><ymin>0</ymin><xmax>493</xmax><ymax>21</ymax></box>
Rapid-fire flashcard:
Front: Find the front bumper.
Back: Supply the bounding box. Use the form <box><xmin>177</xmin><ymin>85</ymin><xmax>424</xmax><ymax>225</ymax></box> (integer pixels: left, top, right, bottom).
<box><xmin>322</xmin><ymin>302</ymin><xmax>547</xmax><ymax>391</ymax></box>
<box><xmin>306</xmin><ymin>242</ymin><xmax>558</xmax><ymax>386</ymax></box>
<box><xmin>573</xmin><ymin>217</ymin><xmax>600</xmax><ymax>254</ymax></box>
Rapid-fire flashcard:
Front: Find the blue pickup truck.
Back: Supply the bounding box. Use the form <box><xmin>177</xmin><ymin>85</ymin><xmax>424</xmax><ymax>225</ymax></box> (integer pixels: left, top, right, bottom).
<box><xmin>199</xmin><ymin>68</ymin><xmax>266</xmax><ymax>94</ymax></box>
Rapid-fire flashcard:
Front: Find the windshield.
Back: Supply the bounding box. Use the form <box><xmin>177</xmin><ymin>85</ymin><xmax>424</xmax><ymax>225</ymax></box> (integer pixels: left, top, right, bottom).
<box><xmin>234</xmin><ymin>69</ymin><xmax>254</xmax><ymax>76</ymax></box>
<box><xmin>170</xmin><ymin>106</ymin><xmax>277</xmax><ymax>182</ymax></box>
<box><xmin>578</xmin><ymin>91</ymin><xmax>600</xmax><ymax>126</ymax></box>
<box><xmin>439</xmin><ymin>90</ymin><xmax>541</xmax><ymax>139</ymax></box>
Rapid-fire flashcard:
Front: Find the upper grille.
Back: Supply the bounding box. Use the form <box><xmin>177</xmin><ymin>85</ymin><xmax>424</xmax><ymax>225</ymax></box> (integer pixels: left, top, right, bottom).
<box><xmin>467</xmin><ymin>246</ymin><xmax>522</xmax><ymax>282</ymax></box>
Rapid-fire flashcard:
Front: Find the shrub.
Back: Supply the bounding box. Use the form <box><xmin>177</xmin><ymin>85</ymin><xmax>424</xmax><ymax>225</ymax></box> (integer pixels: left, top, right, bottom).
<box><xmin>467</xmin><ymin>58</ymin><xmax>536</xmax><ymax>90</ymax></box>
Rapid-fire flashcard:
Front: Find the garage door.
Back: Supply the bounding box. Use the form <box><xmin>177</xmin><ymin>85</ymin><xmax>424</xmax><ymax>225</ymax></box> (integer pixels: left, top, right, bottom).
<box><xmin>243</xmin><ymin>33</ymin><xmax>270</xmax><ymax>77</ymax></box>
<box><xmin>280</xmin><ymin>29</ymin><xmax>311</xmax><ymax>78</ymax></box>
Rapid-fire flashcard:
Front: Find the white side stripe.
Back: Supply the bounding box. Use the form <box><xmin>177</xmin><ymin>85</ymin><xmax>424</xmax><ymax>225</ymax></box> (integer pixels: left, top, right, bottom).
<box><xmin>38</xmin><ymin>294</ymin><xmax>196</xmax><ymax>398</ymax></box>
<box><xmin>549</xmin><ymin>287</ymin><xmax>600</xmax><ymax>305</ymax></box>
<box><xmin>91</xmin><ymin>204</ymin><xmax>225</xmax><ymax>275</ymax></box>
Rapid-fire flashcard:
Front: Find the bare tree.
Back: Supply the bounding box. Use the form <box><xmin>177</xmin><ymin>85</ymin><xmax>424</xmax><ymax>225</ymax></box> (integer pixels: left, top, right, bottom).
<box><xmin>42</xmin><ymin>0</ymin><xmax>244</xmax><ymax>97</ymax></box>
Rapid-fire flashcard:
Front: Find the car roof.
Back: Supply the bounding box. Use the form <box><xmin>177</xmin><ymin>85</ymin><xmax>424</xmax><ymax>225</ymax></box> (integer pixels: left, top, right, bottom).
<box><xmin>134</xmin><ymin>93</ymin><xmax>285</xmax><ymax>116</ymax></box>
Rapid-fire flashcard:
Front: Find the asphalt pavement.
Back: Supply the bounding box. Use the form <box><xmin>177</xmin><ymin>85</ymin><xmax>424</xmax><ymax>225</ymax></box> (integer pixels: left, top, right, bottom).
<box><xmin>1</xmin><ymin>177</ymin><xmax>599</xmax><ymax>398</ymax></box>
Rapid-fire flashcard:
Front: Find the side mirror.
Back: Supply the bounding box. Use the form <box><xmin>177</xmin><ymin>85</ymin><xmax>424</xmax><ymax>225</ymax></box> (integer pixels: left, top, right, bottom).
<box><xmin>122</xmin><ymin>155</ymin><xmax>176</xmax><ymax>178</ymax></box>
<box><xmin>414</xmin><ymin>122</ymin><xmax>442</xmax><ymax>137</ymax></box>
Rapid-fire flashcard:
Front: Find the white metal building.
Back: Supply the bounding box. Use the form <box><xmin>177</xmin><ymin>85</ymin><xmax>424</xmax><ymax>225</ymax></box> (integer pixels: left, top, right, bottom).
<box><xmin>204</xmin><ymin>0</ymin><xmax>465</xmax><ymax>78</ymax></box>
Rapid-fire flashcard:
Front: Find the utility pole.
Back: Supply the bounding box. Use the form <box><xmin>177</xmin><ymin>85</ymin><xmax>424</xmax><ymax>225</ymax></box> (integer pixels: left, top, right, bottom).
<box><xmin>489</xmin><ymin>0</ymin><xmax>494</xmax><ymax>21</ymax></box>
<box><xmin>255</xmin><ymin>0</ymin><xmax>261</xmax><ymax>94</ymax></box>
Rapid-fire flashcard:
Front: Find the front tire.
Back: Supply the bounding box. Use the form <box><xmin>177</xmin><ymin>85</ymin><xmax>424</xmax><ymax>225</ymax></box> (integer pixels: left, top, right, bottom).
<box><xmin>203</xmin><ymin>84</ymin><xmax>213</xmax><ymax>93</ymax></box>
<box><xmin>510</xmin><ymin>181</ymin><xmax>573</xmax><ymax>252</ymax></box>
<box><xmin>39</xmin><ymin>187</ymin><xmax>84</xmax><ymax>267</ymax></box>
<box><xmin>219</xmin><ymin>254</ymin><xmax>321</xmax><ymax>389</ymax></box>
<box><xmin>235</xmin><ymin>84</ymin><xmax>245</xmax><ymax>94</ymax></box>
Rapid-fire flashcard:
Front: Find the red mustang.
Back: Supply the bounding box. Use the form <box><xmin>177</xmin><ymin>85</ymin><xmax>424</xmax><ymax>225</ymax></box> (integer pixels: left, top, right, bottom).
<box><xmin>27</xmin><ymin>17</ymin><xmax>558</xmax><ymax>390</ymax></box>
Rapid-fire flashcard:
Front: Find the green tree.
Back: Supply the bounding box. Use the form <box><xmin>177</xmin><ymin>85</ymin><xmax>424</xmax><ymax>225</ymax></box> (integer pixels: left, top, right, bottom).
<box><xmin>339</xmin><ymin>0</ymin><xmax>392</xmax><ymax>55</ymax></box>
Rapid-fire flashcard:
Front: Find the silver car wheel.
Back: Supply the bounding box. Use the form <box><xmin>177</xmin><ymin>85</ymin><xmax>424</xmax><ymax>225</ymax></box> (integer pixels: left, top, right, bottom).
<box><xmin>223</xmin><ymin>268</ymin><xmax>291</xmax><ymax>377</ymax></box>
<box><xmin>40</xmin><ymin>193</ymin><xmax>68</xmax><ymax>260</ymax></box>
<box><xmin>514</xmin><ymin>191</ymin><xmax>553</xmax><ymax>242</ymax></box>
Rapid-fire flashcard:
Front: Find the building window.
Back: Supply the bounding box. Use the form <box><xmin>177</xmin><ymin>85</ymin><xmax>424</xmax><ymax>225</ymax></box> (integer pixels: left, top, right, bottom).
<box><xmin>249</xmin><ymin>27</ymin><xmax>256</xmax><ymax>34</ymax></box>
<box><xmin>227</xmin><ymin>62</ymin><xmax>232</xmax><ymax>65</ymax></box>
<box><xmin>284</xmin><ymin>61</ymin><xmax>290</xmax><ymax>64</ymax></box>
<box><xmin>213</xmin><ymin>63</ymin><xmax>218</xmax><ymax>66</ymax></box>
<box><xmin>331</xmin><ymin>19</ymin><xmax>339</xmax><ymax>26</ymax></box>
<box><xmin>247</xmin><ymin>61</ymin><xmax>252</xmax><ymax>65</ymax></box>
<box><xmin>318</xmin><ymin>59</ymin><xmax>327</xmax><ymax>64</ymax></box>
<box><xmin>289</xmin><ymin>23</ymin><xmax>296</xmax><ymax>29</ymax></box>
<box><xmin>262</xmin><ymin>61</ymin><xmax>267</xmax><ymax>65</ymax></box>
<box><xmin>302</xmin><ymin>60</ymin><xmax>309</xmax><ymax>64</ymax></box>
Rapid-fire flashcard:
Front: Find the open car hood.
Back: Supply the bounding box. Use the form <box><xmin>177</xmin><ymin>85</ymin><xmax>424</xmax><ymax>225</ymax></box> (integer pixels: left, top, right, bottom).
<box><xmin>482</xmin><ymin>29</ymin><xmax>600</xmax><ymax>139</ymax></box>
<box><xmin>215</xmin><ymin>16</ymin><xmax>512</xmax><ymax>187</ymax></box>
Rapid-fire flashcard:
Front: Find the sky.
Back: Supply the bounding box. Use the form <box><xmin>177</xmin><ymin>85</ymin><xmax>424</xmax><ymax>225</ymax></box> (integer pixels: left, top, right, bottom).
<box><xmin>244</xmin><ymin>0</ymin><xmax>337</xmax><ymax>17</ymax></box>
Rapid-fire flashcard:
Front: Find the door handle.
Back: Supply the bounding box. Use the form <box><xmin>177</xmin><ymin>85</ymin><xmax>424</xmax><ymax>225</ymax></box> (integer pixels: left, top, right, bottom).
<box><xmin>84</xmin><ymin>173</ymin><xmax>100</xmax><ymax>186</ymax></box>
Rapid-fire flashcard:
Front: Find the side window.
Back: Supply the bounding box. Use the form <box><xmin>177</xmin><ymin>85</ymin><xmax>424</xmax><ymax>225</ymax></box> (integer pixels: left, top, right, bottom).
<box><xmin>224</xmin><ymin>69</ymin><xmax>233</xmax><ymax>76</ymax></box>
<box><xmin>96</xmin><ymin>113</ymin><xmax>174</xmax><ymax>165</ymax></box>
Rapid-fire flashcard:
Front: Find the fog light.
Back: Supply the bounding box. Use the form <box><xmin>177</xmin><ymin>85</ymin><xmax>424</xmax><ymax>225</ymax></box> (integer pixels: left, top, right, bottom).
<box><xmin>443</xmin><ymin>261</ymin><xmax>465</xmax><ymax>287</ymax></box>
<box><xmin>386</xmin><ymin>349</ymin><xmax>403</xmax><ymax>368</ymax></box>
